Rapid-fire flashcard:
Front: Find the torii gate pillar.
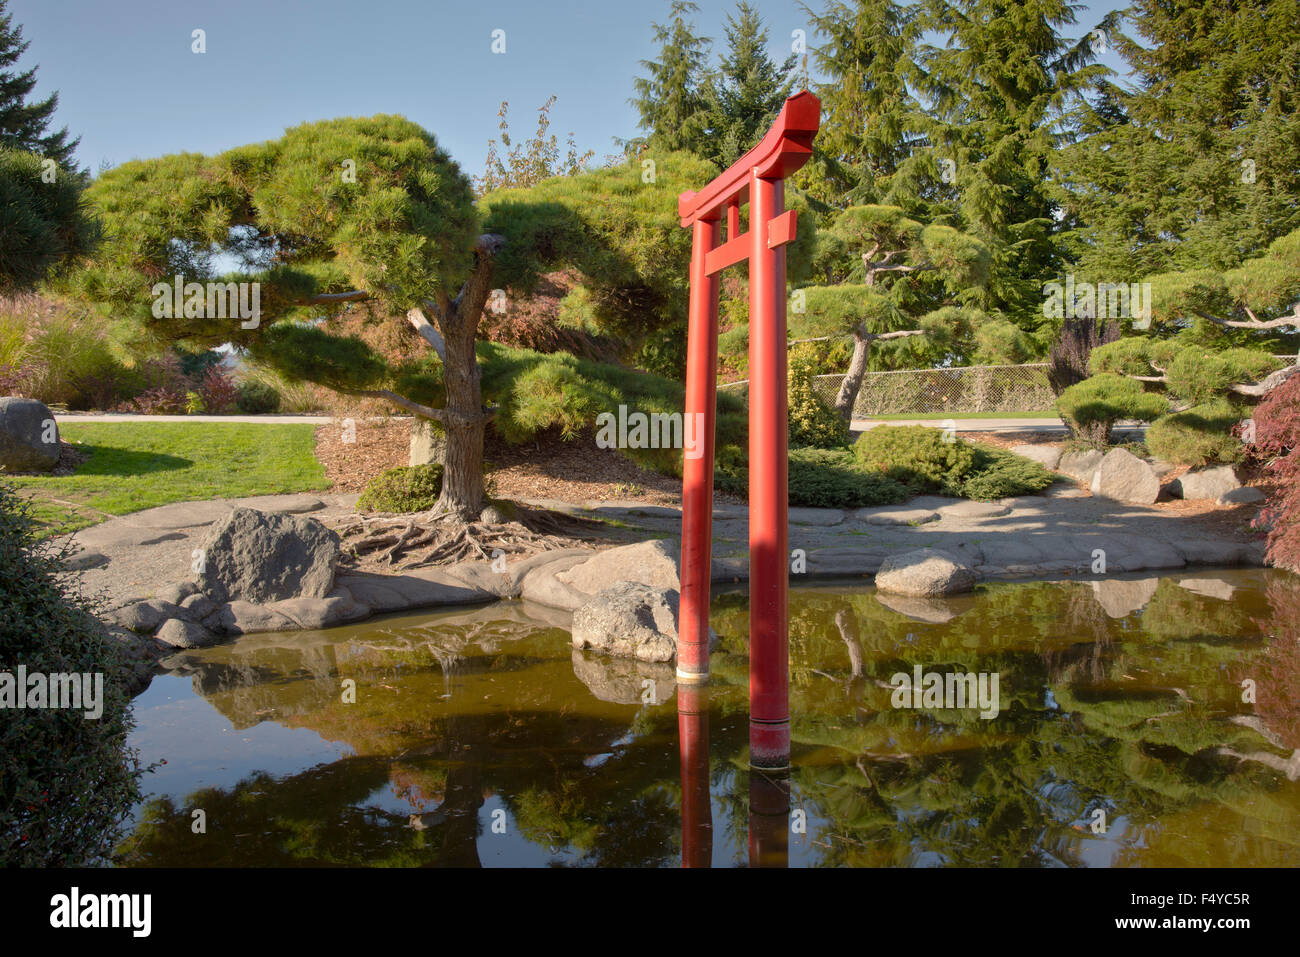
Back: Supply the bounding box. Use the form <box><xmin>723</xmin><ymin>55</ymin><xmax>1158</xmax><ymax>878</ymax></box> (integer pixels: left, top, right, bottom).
<box><xmin>675</xmin><ymin>92</ymin><xmax>819</xmax><ymax>771</ymax></box>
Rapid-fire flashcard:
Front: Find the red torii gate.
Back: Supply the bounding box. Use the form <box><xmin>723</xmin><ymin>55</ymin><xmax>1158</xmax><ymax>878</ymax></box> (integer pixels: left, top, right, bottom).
<box><xmin>676</xmin><ymin>91</ymin><xmax>820</xmax><ymax>771</ymax></box>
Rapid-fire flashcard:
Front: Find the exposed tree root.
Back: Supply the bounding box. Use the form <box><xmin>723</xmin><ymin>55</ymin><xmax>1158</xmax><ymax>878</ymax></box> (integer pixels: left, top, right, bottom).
<box><xmin>336</xmin><ymin>501</ymin><xmax>616</xmax><ymax>571</ymax></box>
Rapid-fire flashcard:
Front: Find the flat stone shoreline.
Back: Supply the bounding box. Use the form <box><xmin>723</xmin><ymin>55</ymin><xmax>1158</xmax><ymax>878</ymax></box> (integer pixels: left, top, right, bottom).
<box><xmin>62</xmin><ymin>486</ymin><xmax>1265</xmax><ymax>620</ymax></box>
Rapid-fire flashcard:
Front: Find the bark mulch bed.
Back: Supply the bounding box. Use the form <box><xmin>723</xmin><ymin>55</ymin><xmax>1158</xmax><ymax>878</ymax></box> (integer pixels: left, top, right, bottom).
<box><xmin>314</xmin><ymin>418</ymin><xmax>684</xmax><ymax>505</ymax></box>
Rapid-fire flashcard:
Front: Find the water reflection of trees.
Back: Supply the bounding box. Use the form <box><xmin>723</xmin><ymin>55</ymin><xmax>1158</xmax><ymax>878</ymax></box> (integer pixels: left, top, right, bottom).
<box><xmin>712</xmin><ymin>574</ymin><xmax>1300</xmax><ymax>867</ymax></box>
<box><xmin>119</xmin><ymin>575</ymin><xmax>1300</xmax><ymax>867</ymax></box>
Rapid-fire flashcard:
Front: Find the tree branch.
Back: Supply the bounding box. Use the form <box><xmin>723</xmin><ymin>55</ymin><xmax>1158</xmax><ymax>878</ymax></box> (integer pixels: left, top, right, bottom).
<box><xmin>872</xmin><ymin>328</ymin><xmax>927</xmax><ymax>342</ymax></box>
<box><xmin>1195</xmin><ymin>306</ymin><xmax>1300</xmax><ymax>330</ymax></box>
<box><xmin>450</xmin><ymin>233</ymin><xmax>507</xmax><ymax>319</ymax></box>
<box><xmin>353</xmin><ymin>389</ymin><xmax>491</xmax><ymax>426</ymax></box>
<box><xmin>1228</xmin><ymin>363</ymin><xmax>1300</xmax><ymax>397</ymax></box>
<box><xmin>405</xmin><ymin>307</ymin><xmax>447</xmax><ymax>361</ymax></box>
<box><xmin>306</xmin><ymin>290</ymin><xmax>371</xmax><ymax>305</ymax></box>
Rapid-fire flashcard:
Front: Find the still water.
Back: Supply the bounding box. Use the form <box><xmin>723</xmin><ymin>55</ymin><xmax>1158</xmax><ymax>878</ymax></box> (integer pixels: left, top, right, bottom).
<box><xmin>116</xmin><ymin>569</ymin><xmax>1300</xmax><ymax>867</ymax></box>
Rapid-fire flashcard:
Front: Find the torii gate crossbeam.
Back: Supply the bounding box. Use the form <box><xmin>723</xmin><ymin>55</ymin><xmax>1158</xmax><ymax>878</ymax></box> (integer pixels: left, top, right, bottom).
<box><xmin>675</xmin><ymin>91</ymin><xmax>820</xmax><ymax>771</ymax></box>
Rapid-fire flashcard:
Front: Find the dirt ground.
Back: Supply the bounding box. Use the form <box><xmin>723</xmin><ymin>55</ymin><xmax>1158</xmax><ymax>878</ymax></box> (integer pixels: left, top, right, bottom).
<box><xmin>314</xmin><ymin>419</ymin><xmax>684</xmax><ymax>504</ymax></box>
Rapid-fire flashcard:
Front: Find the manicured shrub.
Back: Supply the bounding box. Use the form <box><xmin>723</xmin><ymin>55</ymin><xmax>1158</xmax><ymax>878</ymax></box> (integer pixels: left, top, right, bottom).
<box><xmin>852</xmin><ymin>425</ymin><xmax>976</xmax><ymax>493</ymax></box>
<box><xmin>0</xmin><ymin>484</ymin><xmax>143</xmax><ymax>865</ymax></box>
<box><xmin>715</xmin><ymin>447</ymin><xmax>910</xmax><ymax>508</ymax></box>
<box><xmin>356</xmin><ymin>464</ymin><xmax>444</xmax><ymax>513</ymax></box>
<box><xmin>787</xmin><ymin>345</ymin><xmax>849</xmax><ymax>449</ymax></box>
<box><xmin>235</xmin><ymin>379</ymin><xmax>281</xmax><ymax>414</ymax></box>
<box><xmin>956</xmin><ymin>446</ymin><xmax>1055</xmax><ymax>500</ymax></box>
<box><xmin>478</xmin><ymin>342</ymin><xmax>747</xmax><ymax>477</ymax></box>
<box><xmin>1145</xmin><ymin>398</ymin><xmax>1245</xmax><ymax>466</ymax></box>
<box><xmin>789</xmin><ymin>449</ymin><xmax>911</xmax><ymax>507</ymax></box>
<box><xmin>1055</xmin><ymin>373</ymin><xmax>1168</xmax><ymax>446</ymax></box>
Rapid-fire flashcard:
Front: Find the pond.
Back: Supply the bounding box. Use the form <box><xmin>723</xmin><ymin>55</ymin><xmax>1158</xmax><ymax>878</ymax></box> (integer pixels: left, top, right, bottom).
<box><xmin>116</xmin><ymin>568</ymin><xmax>1300</xmax><ymax>867</ymax></box>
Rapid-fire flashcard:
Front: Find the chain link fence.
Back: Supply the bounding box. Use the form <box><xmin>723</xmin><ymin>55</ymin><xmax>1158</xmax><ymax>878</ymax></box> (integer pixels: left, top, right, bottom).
<box><xmin>721</xmin><ymin>363</ymin><xmax>1057</xmax><ymax>416</ymax></box>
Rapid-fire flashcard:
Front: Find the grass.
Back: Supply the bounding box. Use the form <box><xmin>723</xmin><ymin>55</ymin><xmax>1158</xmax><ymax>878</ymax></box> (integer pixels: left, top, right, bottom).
<box><xmin>4</xmin><ymin>423</ymin><xmax>329</xmax><ymax>538</ymax></box>
<box><xmin>861</xmin><ymin>411</ymin><xmax>1056</xmax><ymax>420</ymax></box>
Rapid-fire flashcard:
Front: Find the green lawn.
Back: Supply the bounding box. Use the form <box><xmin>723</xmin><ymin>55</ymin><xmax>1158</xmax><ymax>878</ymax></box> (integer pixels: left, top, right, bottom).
<box><xmin>5</xmin><ymin>422</ymin><xmax>329</xmax><ymax>538</ymax></box>
<box><xmin>863</xmin><ymin>411</ymin><xmax>1056</xmax><ymax>420</ymax></box>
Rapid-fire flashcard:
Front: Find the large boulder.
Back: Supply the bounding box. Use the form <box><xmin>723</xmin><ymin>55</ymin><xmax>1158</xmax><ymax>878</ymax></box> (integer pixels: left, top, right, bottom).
<box><xmin>556</xmin><ymin>538</ymin><xmax>680</xmax><ymax>596</ymax></box>
<box><xmin>874</xmin><ymin>548</ymin><xmax>976</xmax><ymax>597</ymax></box>
<box><xmin>1218</xmin><ymin>486</ymin><xmax>1265</xmax><ymax>505</ymax></box>
<box><xmin>1171</xmin><ymin>465</ymin><xmax>1240</xmax><ymax>501</ymax></box>
<box><xmin>1057</xmin><ymin>448</ymin><xmax>1104</xmax><ymax>484</ymax></box>
<box><xmin>1090</xmin><ymin>448</ymin><xmax>1160</xmax><ymax>504</ymax></box>
<box><xmin>571</xmin><ymin>582</ymin><xmax>681</xmax><ymax>663</ymax></box>
<box><xmin>0</xmin><ymin>397</ymin><xmax>59</xmax><ymax>472</ymax></box>
<box><xmin>154</xmin><ymin>618</ymin><xmax>221</xmax><ymax>649</ymax></box>
<box><xmin>196</xmin><ymin>507</ymin><xmax>341</xmax><ymax>604</ymax></box>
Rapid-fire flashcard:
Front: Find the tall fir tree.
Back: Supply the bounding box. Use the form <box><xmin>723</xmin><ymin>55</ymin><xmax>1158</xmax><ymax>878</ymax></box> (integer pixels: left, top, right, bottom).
<box><xmin>0</xmin><ymin>0</ymin><xmax>77</xmax><ymax>167</ymax></box>
<box><xmin>798</xmin><ymin>0</ymin><xmax>923</xmax><ymax>209</ymax></box>
<box><xmin>698</xmin><ymin>2</ymin><xmax>798</xmax><ymax>171</ymax></box>
<box><xmin>628</xmin><ymin>0</ymin><xmax>712</xmax><ymax>156</ymax></box>
<box><xmin>1053</xmin><ymin>0</ymin><xmax>1300</xmax><ymax>278</ymax></box>
<box><xmin>905</xmin><ymin>0</ymin><xmax>1107</xmax><ymax>329</ymax></box>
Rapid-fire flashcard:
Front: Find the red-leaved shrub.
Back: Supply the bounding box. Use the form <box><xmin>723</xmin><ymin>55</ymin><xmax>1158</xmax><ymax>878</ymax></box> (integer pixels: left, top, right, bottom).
<box><xmin>197</xmin><ymin>367</ymin><xmax>238</xmax><ymax>414</ymax></box>
<box><xmin>1249</xmin><ymin>577</ymin><xmax>1300</xmax><ymax>750</ymax></box>
<box><xmin>117</xmin><ymin>386</ymin><xmax>189</xmax><ymax>415</ymax></box>
<box><xmin>1250</xmin><ymin>373</ymin><xmax>1300</xmax><ymax>571</ymax></box>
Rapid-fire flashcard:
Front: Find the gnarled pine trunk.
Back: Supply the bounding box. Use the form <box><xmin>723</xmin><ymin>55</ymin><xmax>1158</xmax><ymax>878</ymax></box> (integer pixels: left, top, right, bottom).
<box><xmin>435</xmin><ymin>316</ymin><xmax>485</xmax><ymax>520</ymax></box>
<box><xmin>834</xmin><ymin>326</ymin><xmax>872</xmax><ymax>423</ymax></box>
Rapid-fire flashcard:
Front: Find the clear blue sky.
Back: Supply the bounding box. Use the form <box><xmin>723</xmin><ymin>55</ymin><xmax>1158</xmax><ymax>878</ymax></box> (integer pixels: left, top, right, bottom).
<box><xmin>10</xmin><ymin>0</ymin><xmax>1131</xmax><ymax>177</ymax></box>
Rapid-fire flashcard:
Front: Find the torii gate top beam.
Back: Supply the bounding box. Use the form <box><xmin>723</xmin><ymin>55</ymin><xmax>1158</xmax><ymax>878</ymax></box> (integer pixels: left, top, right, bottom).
<box><xmin>676</xmin><ymin>91</ymin><xmax>820</xmax><ymax>227</ymax></box>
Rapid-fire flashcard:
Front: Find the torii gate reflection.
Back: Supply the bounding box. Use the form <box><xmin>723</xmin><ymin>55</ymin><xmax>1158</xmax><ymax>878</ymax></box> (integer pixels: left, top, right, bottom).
<box><xmin>678</xmin><ymin>684</ymin><xmax>791</xmax><ymax>868</ymax></box>
<box><xmin>675</xmin><ymin>91</ymin><xmax>819</xmax><ymax>867</ymax></box>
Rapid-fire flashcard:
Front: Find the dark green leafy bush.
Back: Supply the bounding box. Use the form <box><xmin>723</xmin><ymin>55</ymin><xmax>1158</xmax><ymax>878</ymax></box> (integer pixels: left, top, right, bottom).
<box><xmin>956</xmin><ymin>446</ymin><xmax>1055</xmax><ymax>500</ymax></box>
<box><xmin>787</xmin><ymin>345</ymin><xmax>849</xmax><ymax>449</ymax></box>
<box><xmin>356</xmin><ymin>464</ymin><xmax>444</xmax><ymax>513</ymax></box>
<box><xmin>715</xmin><ymin>447</ymin><xmax>910</xmax><ymax>508</ymax></box>
<box><xmin>235</xmin><ymin>380</ymin><xmax>281</xmax><ymax>414</ymax></box>
<box><xmin>852</xmin><ymin>425</ymin><xmax>977</xmax><ymax>492</ymax></box>
<box><xmin>0</xmin><ymin>485</ymin><xmax>143</xmax><ymax>865</ymax></box>
<box><xmin>1146</xmin><ymin>398</ymin><xmax>1245</xmax><ymax>466</ymax></box>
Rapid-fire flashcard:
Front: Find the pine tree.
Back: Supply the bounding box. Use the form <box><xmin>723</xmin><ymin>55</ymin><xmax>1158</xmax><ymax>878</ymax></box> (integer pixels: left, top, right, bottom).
<box><xmin>628</xmin><ymin>0</ymin><xmax>712</xmax><ymax>155</ymax></box>
<box><xmin>699</xmin><ymin>2</ymin><xmax>797</xmax><ymax>171</ymax></box>
<box><xmin>1053</xmin><ymin>0</ymin><xmax>1300</xmax><ymax>277</ymax></box>
<box><xmin>0</xmin><ymin>0</ymin><xmax>77</xmax><ymax>167</ymax></box>
<box><xmin>793</xmin><ymin>204</ymin><xmax>992</xmax><ymax>421</ymax></box>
